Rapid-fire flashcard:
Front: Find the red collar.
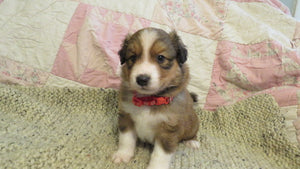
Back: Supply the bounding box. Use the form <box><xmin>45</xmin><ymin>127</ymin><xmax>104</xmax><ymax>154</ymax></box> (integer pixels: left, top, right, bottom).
<box><xmin>132</xmin><ymin>94</ymin><xmax>174</xmax><ymax>107</ymax></box>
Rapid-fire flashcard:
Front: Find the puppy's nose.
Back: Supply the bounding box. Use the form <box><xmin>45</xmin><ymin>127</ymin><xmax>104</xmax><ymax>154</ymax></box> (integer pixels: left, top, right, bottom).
<box><xmin>136</xmin><ymin>74</ymin><xmax>150</xmax><ymax>86</ymax></box>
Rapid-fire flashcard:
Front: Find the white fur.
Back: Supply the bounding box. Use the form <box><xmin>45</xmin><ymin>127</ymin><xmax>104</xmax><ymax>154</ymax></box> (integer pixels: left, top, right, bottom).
<box><xmin>112</xmin><ymin>130</ymin><xmax>137</xmax><ymax>163</ymax></box>
<box><xmin>130</xmin><ymin>30</ymin><xmax>161</xmax><ymax>95</ymax></box>
<box><xmin>121</xmin><ymin>101</ymin><xmax>168</xmax><ymax>144</ymax></box>
<box><xmin>147</xmin><ymin>140</ymin><xmax>173</xmax><ymax>169</ymax></box>
<box><xmin>130</xmin><ymin>61</ymin><xmax>160</xmax><ymax>93</ymax></box>
<box><xmin>133</xmin><ymin>110</ymin><xmax>167</xmax><ymax>144</ymax></box>
<box><xmin>184</xmin><ymin>140</ymin><xmax>200</xmax><ymax>149</ymax></box>
<box><xmin>140</xmin><ymin>29</ymin><xmax>159</xmax><ymax>59</ymax></box>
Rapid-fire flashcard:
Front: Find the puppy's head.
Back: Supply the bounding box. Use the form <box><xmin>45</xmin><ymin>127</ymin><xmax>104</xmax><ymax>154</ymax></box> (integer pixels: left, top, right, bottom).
<box><xmin>119</xmin><ymin>28</ymin><xmax>188</xmax><ymax>95</ymax></box>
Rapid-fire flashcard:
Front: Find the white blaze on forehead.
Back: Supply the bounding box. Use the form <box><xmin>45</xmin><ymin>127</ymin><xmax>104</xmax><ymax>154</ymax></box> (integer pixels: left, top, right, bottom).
<box><xmin>130</xmin><ymin>29</ymin><xmax>161</xmax><ymax>93</ymax></box>
<box><xmin>139</xmin><ymin>29</ymin><xmax>159</xmax><ymax>61</ymax></box>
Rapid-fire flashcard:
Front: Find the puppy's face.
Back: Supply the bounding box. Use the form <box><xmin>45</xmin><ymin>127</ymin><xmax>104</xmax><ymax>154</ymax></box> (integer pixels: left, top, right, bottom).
<box><xmin>119</xmin><ymin>28</ymin><xmax>187</xmax><ymax>95</ymax></box>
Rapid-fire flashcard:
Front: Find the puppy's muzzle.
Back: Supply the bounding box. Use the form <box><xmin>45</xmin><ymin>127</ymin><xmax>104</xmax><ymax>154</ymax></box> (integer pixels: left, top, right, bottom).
<box><xmin>136</xmin><ymin>74</ymin><xmax>150</xmax><ymax>87</ymax></box>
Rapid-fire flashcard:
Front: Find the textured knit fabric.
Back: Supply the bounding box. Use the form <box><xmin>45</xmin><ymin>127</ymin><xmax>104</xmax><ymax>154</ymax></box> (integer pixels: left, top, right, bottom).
<box><xmin>0</xmin><ymin>85</ymin><xmax>299</xmax><ymax>168</ymax></box>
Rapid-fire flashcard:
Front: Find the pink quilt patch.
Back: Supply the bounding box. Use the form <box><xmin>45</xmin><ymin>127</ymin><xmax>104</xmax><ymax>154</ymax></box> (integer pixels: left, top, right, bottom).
<box><xmin>205</xmin><ymin>40</ymin><xmax>300</xmax><ymax>110</ymax></box>
<box><xmin>51</xmin><ymin>3</ymin><xmax>151</xmax><ymax>88</ymax></box>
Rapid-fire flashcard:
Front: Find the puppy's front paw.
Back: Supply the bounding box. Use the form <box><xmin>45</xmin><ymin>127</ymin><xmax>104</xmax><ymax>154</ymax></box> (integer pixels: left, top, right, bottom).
<box><xmin>147</xmin><ymin>164</ymin><xmax>168</xmax><ymax>169</ymax></box>
<box><xmin>184</xmin><ymin>140</ymin><xmax>200</xmax><ymax>149</ymax></box>
<box><xmin>112</xmin><ymin>150</ymin><xmax>133</xmax><ymax>163</ymax></box>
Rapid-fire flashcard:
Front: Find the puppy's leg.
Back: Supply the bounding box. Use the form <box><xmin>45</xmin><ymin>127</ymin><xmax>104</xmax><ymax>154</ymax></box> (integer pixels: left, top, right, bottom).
<box><xmin>112</xmin><ymin>130</ymin><xmax>136</xmax><ymax>163</ymax></box>
<box><xmin>147</xmin><ymin>122</ymin><xmax>179</xmax><ymax>169</ymax></box>
<box><xmin>147</xmin><ymin>140</ymin><xmax>174</xmax><ymax>169</ymax></box>
<box><xmin>112</xmin><ymin>112</ymin><xmax>136</xmax><ymax>163</ymax></box>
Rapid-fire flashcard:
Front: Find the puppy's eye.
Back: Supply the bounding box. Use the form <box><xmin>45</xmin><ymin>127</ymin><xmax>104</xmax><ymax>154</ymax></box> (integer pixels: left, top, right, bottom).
<box><xmin>156</xmin><ymin>55</ymin><xmax>165</xmax><ymax>64</ymax></box>
<box><xmin>129</xmin><ymin>54</ymin><xmax>137</xmax><ymax>62</ymax></box>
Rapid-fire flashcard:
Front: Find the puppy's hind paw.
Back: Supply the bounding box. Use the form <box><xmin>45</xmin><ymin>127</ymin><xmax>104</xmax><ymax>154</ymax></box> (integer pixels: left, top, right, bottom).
<box><xmin>184</xmin><ymin>140</ymin><xmax>200</xmax><ymax>149</ymax></box>
<box><xmin>112</xmin><ymin>151</ymin><xmax>133</xmax><ymax>164</ymax></box>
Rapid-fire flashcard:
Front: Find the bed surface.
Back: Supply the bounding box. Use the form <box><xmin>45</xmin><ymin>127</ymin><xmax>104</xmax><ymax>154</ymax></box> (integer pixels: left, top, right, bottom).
<box><xmin>0</xmin><ymin>0</ymin><xmax>299</xmax><ymax>168</ymax></box>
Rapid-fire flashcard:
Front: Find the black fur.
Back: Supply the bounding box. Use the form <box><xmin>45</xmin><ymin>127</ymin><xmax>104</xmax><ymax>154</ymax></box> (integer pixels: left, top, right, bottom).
<box><xmin>118</xmin><ymin>34</ymin><xmax>131</xmax><ymax>65</ymax></box>
<box><xmin>190</xmin><ymin>92</ymin><xmax>198</xmax><ymax>103</ymax></box>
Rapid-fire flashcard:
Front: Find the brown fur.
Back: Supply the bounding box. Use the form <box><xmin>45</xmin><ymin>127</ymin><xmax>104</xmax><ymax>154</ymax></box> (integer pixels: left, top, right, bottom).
<box><xmin>118</xmin><ymin>111</ymin><xmax>134</xmax><ymax>132</ymax></box>
<box><xmin>118</xmin><ymin>27</ymin><xmax>199</xmax><ymax>154</ymax></box>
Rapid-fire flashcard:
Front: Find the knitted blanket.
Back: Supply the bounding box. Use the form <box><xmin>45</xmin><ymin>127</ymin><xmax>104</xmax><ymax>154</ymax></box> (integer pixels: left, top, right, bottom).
<box><xmin>0</xmin><ymin>85</ymin><xmax>299</xmax><ymax>169</ymax></box>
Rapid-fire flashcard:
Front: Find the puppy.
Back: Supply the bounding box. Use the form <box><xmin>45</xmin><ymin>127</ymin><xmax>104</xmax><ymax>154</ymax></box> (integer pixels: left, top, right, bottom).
<box><xmin>112</xmin><ymin>27</ymin><xmax>199</xmax><ymax>169</ymax></box>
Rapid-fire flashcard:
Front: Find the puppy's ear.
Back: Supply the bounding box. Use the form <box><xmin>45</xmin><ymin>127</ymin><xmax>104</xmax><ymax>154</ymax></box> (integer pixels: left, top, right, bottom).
<box><xmin>118</xmin><ymin>34</ymin><xmax>131</xmax><ymax>65</ymax></box>
<box><xmin>169</xmin><ymin>30</ymin><xmax>187</xmax><ymax>65</ymax></box>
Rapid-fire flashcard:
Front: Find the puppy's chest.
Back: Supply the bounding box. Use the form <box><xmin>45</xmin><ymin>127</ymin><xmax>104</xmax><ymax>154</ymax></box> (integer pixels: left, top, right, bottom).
<box><xmin>123</xmin><ymin>102</ymin><xmax>167</xmax><ymax>144</ymax></box>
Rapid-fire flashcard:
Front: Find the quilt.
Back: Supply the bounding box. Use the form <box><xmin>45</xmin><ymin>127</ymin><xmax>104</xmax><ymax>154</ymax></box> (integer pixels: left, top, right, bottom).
<box><xmin>0</xmin><ymin>0</ymin><xmax>299</xmax><ymax>151</ymax></box>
